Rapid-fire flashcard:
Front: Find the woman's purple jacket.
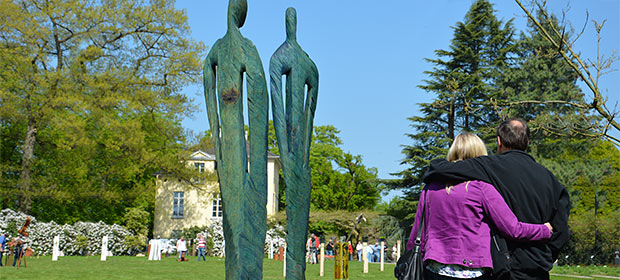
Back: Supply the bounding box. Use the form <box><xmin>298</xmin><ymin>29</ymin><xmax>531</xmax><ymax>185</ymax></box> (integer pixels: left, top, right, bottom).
<box><xmin>406</xmin><ymin>180</ymin><xmax>551</xmax><ymax>269</ymax></box>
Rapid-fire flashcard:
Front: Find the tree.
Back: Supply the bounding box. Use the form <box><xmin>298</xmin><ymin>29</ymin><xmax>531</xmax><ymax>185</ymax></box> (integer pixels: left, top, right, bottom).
<box><xmin>496</xmin><ymin>8</ymin><xmax>595</xmax><ymax>149</ymax></box>
<box><xmin>537</xmin><ymin>139</ymin><xmax>620</xmax><ymax>264</ymax></box>
<box><xmin>192</xmin><ymin>123</ymin><xmax>381</xmax><ymax>212</ymax></box>
<box><xmin>515</xmin><ymin>0</ymin><xmax>620</xmax><ymax>146</ymax></box>
<box><xmin>390</xmin><ymin>0</ymin><xmax>515</xmax><ymax>193</ymax></box>
<box><xmin>308</xmin><ymin>125</ymin><xmax>381</xmax><ymax>211</ymax></box>
<box><xmin>0</xmin><ymin>0</ymin><xmax>205</xmax><ymax>219</ymax></box>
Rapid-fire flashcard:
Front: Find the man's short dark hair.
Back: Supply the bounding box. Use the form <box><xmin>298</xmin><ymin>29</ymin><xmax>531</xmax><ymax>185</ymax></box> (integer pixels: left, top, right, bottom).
<box><xmin>497</xmin><ymin>118</ymin><xmax>530</xmax><ymax>151</ymax></box>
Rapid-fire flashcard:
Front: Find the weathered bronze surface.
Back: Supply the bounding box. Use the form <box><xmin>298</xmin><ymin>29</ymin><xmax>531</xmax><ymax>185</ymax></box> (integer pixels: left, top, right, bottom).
<box><xmin>269</xmin><ymin>8</ymin><xmax>319</xmax><ymax>280</ymax></box>
<box><xmin>203</xmin><ymin>0</ymin><xmax>268</xmax><ymax>278</ymax></box>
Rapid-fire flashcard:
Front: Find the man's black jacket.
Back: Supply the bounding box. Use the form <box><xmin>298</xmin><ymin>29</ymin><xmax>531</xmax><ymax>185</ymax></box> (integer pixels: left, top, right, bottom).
<box><xmin>423</xmin><ymin>150</ymin><xmax>570</xmax><ymax>277</ymax></box>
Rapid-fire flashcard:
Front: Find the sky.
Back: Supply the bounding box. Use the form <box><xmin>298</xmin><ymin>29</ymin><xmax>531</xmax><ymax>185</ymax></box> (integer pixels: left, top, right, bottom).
<box><xmin>175</xmin><ymin>0</ymin><xmax>620</xmax><ymax>201</ymax></box>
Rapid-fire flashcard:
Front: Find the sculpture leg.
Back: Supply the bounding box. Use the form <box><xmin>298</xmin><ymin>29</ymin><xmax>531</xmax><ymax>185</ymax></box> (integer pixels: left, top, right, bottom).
<box><xmin>285</xmin><ymin>168</ymin><xmax>311</xmax><ymax>279</ymax></box>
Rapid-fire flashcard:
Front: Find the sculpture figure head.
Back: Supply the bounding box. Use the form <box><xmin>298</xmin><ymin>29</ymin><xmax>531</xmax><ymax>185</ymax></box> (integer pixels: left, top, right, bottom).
<box><xmin>285</xmin><ymin>7</ymin><xmax>297</xmax><ymax>41</ymax></box>
<box><xmin>228</xmin><ymin>0</ymin><xmax>247</xmax><ymax>29</ymax></box>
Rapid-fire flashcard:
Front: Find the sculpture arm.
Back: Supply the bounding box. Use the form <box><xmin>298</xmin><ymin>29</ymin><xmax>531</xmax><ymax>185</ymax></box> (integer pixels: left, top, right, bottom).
<box><xmin>269</xmin><ymin>50</ymin><xmax>291</xmax><ymax>160</ymax></box>
<box><xmin>203</xmin><ymin>50</ymin><xmax>221</xmax><ymax>160</ymax></box>
<box><xmin>302</xmin><ymin>66</ymin><xmax>318</xmax><ymax>163</ymax></box>
<box><xmin>245</xmin><ymin>46</ymin><xmax>269</xmax><ymax>185</ymax></box>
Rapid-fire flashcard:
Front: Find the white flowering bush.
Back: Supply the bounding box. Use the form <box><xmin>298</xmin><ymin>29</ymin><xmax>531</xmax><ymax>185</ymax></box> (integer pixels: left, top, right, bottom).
<box><xmin>194</xmin><ymin>220</ymin><xmax>224</xmax><ymax>256</ymax></box>
<box><xmin>265</xmin><ymin>224</ymin><xmax>286</xmax><ymax>256</ymax></box>
<box><xmin>0</xmin><ymin>209</ymin><xmax>139</xmax><ymax>256</ymax></box>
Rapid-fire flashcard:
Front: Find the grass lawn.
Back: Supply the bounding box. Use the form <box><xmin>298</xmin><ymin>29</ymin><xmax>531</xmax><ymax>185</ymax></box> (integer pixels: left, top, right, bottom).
<box><xmin>0</xmin><ymin>256</ymin><xmax>618</xmax><ymax>279</ymax></box>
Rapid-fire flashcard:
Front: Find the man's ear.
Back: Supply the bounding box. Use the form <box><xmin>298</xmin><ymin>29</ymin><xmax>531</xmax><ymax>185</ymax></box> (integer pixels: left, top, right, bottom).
<box><xmin>497</xmin><ymin>136</ymin><xmax>504</xmax><ymax>152</ymax></box>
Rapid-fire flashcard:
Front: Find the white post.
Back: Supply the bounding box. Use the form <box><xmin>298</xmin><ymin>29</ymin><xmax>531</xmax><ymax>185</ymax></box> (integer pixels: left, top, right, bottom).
<box><xmin>362</xmin><ymin>242</ymin><xmax>368</xmax><ymax>273</ymax></box>
<box><xmin>269</xmin><ymin>239</ymin><xmax>274</xmax><ymax>259</ymax></box>
<box><xmin>396</xmin><ymin>240</ymin><xmax>401</xmax><ymax>262</ymax></box>
<box><xmin>283</xmin><ymin>243</ymin><xmax>287</xmax><ymax>277</ymax></box>
<box><xmin>100</xmin><ymin>236</ymin><xmax>108</xmax><ymax>261</ymax></box>
<box><xmin>320</xmin><ymin>243</ymin><xmax>325</xmax><ymax>276</ymax></box>
<box><xmin>380</xmin><ymin>241</ymin><xmax>385</xmax><ymax>271</ymax></box>
<box><xmin>52</xmin><ymin>235</ymin><xmax>59</xmax><ymax>261</ymax></box>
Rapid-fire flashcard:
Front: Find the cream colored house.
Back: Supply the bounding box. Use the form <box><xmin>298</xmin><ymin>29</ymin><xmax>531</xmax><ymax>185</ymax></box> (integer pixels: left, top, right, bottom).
<box><xmin>153</xmin><ymin>150</ymin><xmax>280</xmax><ymax>238</ymax></box>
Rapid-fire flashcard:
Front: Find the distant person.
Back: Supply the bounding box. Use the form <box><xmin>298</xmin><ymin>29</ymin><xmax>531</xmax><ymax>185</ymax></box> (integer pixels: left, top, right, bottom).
<box><xmin>356</xmin><ymin>241</ymin><xmax>363</xmax><ymax>262</ymax></box>
<box><xmin>0</xmin><ymin>233</ymin><xmax>7</xmax><ymax>266</ymax></box>
<box><xmin>423</xmin><ymin>119</ymin><xmax>570</xmax><ymax>279</ymax></box>
<box><xmin>348</xmin><ymin>241</ymin><xmax>353</xmax><ymax>261</ymax></box>
<box><xmin>308</xmin><ymin>233</ymin><xmax>319</xmax><ymax>264</ymax></box>
<box><xmin>408</xmin><ymin>133</ymin><xmax>553</xmax><ymax>280</ymax></box>
<box><xmin>12</xmin><ymin>234</ymin><xmax>24</xmax><ymax>267</ymax></box>
<box><xmin>176</xmin><ymin>236</ymin><xmax>187</xmax><ymax>262</ymax></box>
<box><xmin>197</xmin><ymin>234</ymin><xmax>207</xmax><ymax>261</ymax></box>
<box><xmin>391</xmin><ymin>243</ymin><xmax>398</xmax><ymax>262</ymax></box>
<box><xmin>326</xmin><ymin>239</ymin><xmax>334</xmax><ymax>256</ymax></box>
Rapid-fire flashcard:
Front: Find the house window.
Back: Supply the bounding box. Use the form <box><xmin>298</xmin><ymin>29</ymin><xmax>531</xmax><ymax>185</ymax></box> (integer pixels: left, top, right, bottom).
<box><xmin>212</xmin><ymin>194</ymin><xmax>223</xmax><ymax>218</ymax></box>
<box><xmin>172</xmin><ymin>191</ymin><xmax>184</xmax><ymax>218</ymax></box>
<box><xmin>194</xmin><ymin>162</ymin><xmax>206</xmax><ymax>184</ymax></box>
<box><xmin>195</xmin><ymin>162</ymin><xmax>205</xmax><ymax>173</ymax></box>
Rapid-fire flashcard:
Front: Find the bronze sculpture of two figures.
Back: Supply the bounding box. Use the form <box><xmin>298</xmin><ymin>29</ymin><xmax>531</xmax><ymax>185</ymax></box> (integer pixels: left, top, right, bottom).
<box><xmin>203</xmin><ymin>0</ymin><xmax>318</xmax><ymax>279</ymax></box>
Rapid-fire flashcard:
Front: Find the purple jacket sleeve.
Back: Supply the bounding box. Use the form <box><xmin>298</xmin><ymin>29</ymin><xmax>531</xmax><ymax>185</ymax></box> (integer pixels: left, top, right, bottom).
<box><xmin>480</xmin><ymin>184</ymin><xmax>551</xmax><ymax>241</ymax></box>
<box><xmin>406</xmin><ymin>192</ymin><xmax>425</xmax><ymax>251</ymax></box>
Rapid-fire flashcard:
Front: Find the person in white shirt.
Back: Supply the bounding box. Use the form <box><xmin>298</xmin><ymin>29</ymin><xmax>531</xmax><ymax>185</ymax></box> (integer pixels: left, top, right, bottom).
<box><xmin>356</xmin><ymin>241</ymin><xmax>363</xmax><ymax>262</ymax></box>
<box><xmin>176</xmin><ymin>236</ymin><xmax>187</xmax><ymax>261</ymax></box>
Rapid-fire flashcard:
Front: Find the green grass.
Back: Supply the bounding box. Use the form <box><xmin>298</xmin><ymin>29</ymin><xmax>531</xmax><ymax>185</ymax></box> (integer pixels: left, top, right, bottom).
<box><xmin>0</xmin><ymin>256</ymin><xmax>618</xmax><ymax>279</ymax></box>
<box><xmin>0</xmin><ymin>256</ymin><xmax>395</xmax><ymax>279</ymax></box>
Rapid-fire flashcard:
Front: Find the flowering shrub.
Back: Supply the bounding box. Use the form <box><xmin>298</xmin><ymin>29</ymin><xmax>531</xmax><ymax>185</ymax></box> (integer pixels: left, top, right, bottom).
<box><xmin>194</xmin><ymin>220</ymin><xmax>224</xmax><ymax>256</ymax></box>
<box><xmin>0</xmin><ymin>209</ymin><xmax>139</xmax><ymax>256</ymax></box>
<box><xmin>1</xmin><ymin>209</ymin><xmax>291</xmax><ymax>258</ymax></box>
<box><xmin>265</xmin><ymin>224</ymin><xmax>286</xmax><ymax>256</ymax></box>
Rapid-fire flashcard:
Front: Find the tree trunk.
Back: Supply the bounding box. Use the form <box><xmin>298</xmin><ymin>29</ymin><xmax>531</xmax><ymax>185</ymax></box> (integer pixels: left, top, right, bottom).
<box><xmin>448</xmin><ymin>99</ymin><xmax>455</xmax><ymax>141</ymax></box>
<box><xmin>18</xmin><ymin>117</ymin><xmax>37</xmax><ymax>214</ymax></box>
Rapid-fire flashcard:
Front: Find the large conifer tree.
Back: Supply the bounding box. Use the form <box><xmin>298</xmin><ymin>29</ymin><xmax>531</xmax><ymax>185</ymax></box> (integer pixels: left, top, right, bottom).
<box><xmin>391</xmin><ymin>0</ymin><xmax>515</xmax><ymax>194</ymax></box>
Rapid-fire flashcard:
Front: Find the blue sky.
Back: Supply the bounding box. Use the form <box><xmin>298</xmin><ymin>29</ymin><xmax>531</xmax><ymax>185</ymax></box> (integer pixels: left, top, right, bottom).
<box><xmin>175</xmin><ymin>1</ymin><xmax>619</xmax><ymax>200</ymax></box>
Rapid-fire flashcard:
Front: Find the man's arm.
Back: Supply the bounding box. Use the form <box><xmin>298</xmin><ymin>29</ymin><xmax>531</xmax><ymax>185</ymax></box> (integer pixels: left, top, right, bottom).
<box><xmin>422</xmin><ymin>156</ymin><xmax>498</xmax><ymax>185</ymax></box>
<box><xmin>547</xmin><ymin>181</ymin><xmax>571</xmax><ymax>260</ymax></box>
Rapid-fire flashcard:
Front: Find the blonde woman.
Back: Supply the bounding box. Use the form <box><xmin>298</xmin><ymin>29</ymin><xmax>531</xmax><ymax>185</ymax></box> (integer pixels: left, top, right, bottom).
<box><xmin>406</xmin><ymin>133</ymin><xmax>553</xmax><ymax>280</ymax></box>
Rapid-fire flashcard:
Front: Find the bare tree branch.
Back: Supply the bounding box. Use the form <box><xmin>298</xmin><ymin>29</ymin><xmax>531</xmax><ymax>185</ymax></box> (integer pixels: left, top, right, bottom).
<box><xmin>515</xmin><ymin>0</ymin><xmax>620</xmax><ymax>146</ymax></box>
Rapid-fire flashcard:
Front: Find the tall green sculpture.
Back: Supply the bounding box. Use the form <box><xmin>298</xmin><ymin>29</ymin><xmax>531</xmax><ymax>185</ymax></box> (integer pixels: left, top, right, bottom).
<box><xmin>203</xmin><ymin>0</ymin><xmax>268</xmax><ymax>278</ymax></box>
<box><xmin>270</xmin><ymin>8</ymin><xmax>319</xmax><ymax>279</ymax></box>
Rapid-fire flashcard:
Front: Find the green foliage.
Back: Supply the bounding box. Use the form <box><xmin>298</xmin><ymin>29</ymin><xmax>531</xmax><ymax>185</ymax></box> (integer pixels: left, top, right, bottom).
<box><xmin>0</xmin><ymin>0</ymin><xmax>205</xmax><ymax>225</ymax></box>
<box><xmin>388</xmin><ymin>0</ymin><xmax>617</xmax><ymax>265</ymax></box>
<box><xmin>5</xmin><ymin>221</ymin><xmax>18</xmax><ymax>238</ymax></box>
<box><xmin>271</xmin><ymin>209</ymin><xmax>405</xmax><ymax>247</ymax></box>
<box><xmin>75</xmin><ymin>235</ymin><xmax>89</xmax><ymax>255</ymax></box>
<box><xmin>308</xmin><ymin>125</ymin><xmax>381</xmax><ymax>211</ymax></box>
<box><xmin>182</xmin><ymin>226</ymin><xmax>207</xmax><ymax>243</ymax></box>
<box><xmin>391</xmin><ymin>0</ymin><xmax>515</xmax><ymax>193</ymax></box>
<box><xmin>497</xmin><ymin>10</ymin><xmax>594</xmax><ymax>143</ymax></box>
<box><xmin>123</xmin><ymin>235</ymin><xmax>144</xmax><ymax>255</ymax></box>
<box><xmin>537</xmin><ymin>139</ymin><xmax>620</xmax><ymax>264</ymax></box>
<box><xmin>122</xmin><ymin>207</ymin><xmax>149</xmax><ymax>240</ymax></box>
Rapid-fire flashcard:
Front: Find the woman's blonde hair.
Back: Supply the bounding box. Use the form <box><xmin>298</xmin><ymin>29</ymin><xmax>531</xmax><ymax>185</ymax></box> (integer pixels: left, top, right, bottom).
<box><xmin>445</xmin><ymin>133</ymin><xmax>487</xmax><ymax>194</ymax></box>
<box><xmin>447</xmin><ymin>133</ymin><xmax>488</xmax><ymax>162</ymax></box>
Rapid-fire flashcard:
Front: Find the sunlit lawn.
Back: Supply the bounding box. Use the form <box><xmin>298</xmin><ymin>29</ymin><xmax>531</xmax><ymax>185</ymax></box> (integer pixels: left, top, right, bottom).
<box><xmin>0</xmin><ymin>256</ymin><xmax>618</xmax><ymax>279</ymax></box>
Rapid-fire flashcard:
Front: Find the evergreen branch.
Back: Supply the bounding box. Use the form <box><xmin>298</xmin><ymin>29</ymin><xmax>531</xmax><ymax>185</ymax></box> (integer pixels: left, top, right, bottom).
<box><xmin>491</xmin><ymin>99</ymin><xmax>591</xmax><ymax>109</ymax></box>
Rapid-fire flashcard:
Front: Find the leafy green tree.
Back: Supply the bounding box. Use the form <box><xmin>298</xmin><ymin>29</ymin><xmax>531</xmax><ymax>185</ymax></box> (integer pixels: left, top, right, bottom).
<box><xmin>391</xmin><ymin>0</ymin><xmax>515</xmax><ymax>194</ymax></box>
<box><xmin>537</xmin><ymin>139</ymin><xmax>620</xmax><ymax>264</ymax></box>
<box><xmin>192</xmin><ymin>123</ymin><xmax>381</xmax><ymax>212</ymax></box>
<box><xmin>308</xmin><ymin>125</ymin><xmax>381</xmax><ymax>211</ymax></box>
<box><xmin>0</xmin><ymin>0</ymin><xmax>205</xmax><ymax>220</ymax></box>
